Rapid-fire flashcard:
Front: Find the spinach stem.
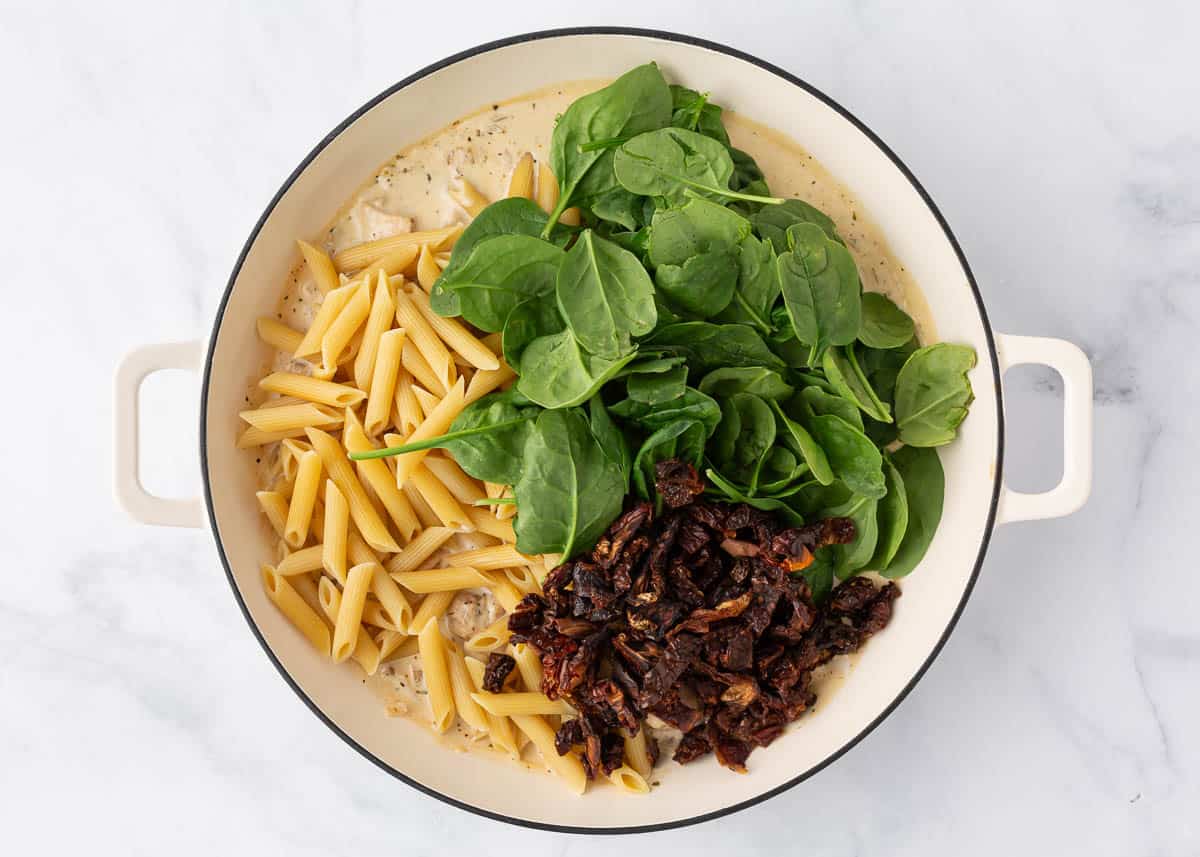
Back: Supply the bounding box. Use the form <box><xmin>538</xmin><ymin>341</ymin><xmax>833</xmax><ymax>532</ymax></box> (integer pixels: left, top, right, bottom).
<box><xmin>579</xmin><ymin>136</ymin><xmax>631</xmax><ymax>153</ymax></box>
<box><xmin>472</xmin><ymin>497</ymin><xmax>517</xmax><ymax>506</ymax></box>
<box><xmin>348</xmin><ymin>417</ymin><xmax>533</xmax><ymax>460</ymax></box>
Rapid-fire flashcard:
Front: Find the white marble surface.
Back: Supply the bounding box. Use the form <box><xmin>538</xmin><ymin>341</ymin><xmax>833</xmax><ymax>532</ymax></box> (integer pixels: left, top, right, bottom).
<box><xmin>3</xmin><ymin>1</ymin><xmax>1196</xmax><ymax>853</ymax></box>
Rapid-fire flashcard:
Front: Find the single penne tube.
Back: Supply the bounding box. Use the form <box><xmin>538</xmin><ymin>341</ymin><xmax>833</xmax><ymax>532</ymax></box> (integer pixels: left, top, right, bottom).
<box><xmin>238</xmin><ymin>422</ymin><xmax>340</xmax><ymax>448</ymax></box>
<box><xmin>394</xmin><ymin>288</ymin><xmax>455</xmax><ymax>391</ymax></box>
<box><xmin>416</xmin><ymin>244</ymin><xmax>440</xmax><ymax>293</ymax></box>
<box><xmin>362</xmin><ymin>599</ymin><xmax>401</xmax><ymax>631</ymax></box>
<box><xmin>256</xmin><ymin>491</ymin><xmax>289</xmax><ymax>539</ymax></box>
<box><xmin>463</xmin><ymin>656</ymin><xmax>520</xmax><ymax>757</ymax></box>
<box><xmin>464</xmin><ymin>362</ymin><xmax>516</xmax><ymax>405</ymax></box>
<box><xmin>355</xmin><ymin>244</ymin><xmax>419</xmax><ymax>285</ymax></box>
<box><xmin>284</xmin><ymin>450</ymin><xmax>322</xmax><ymax>548</ymax></box>
<box><xmin>294</xmin><ymin>281</ymin><xmax>357</xmax><ymax>356</ymax></box>
<box><xmin>511</xmin><ymin>714</ymin><xmax>587</xmax><ymax>795</ymax></box>
<box><xmin>502</xmin><ymin>564</ymin><xmax>540</xmax><ymax>594</ymax></box>
<box><xmin>297</xmin><ymin>239</ymin><xmax>340</xmax><ymax>294</ymax></box>
<box><xmin>465</xmin><ymin>507</ymin><xmax>515</xmax><ymax>542</ymax></box>
<box><xmin>405</xmin><ymin>287</ymin><xmax>499</xmax><ymax>371</ymax></box>
<box><xmin>392</xmin><ymin>566</ymin><xmax>490</xmax><ymax>594</ymax></box>
<box><xmin>450</xmin><ymin>176</ymin><xmax>489</xmax><ymax>216</ymax></box>
<box><xmin>464</xmin><ymin>615</ymin><xmax>511</xmax><ymax>652</ymax></box>
<box><xmin>471</xmin><ymin>691</ymin><xmax>574</xmax><ymax>717</ymax></box>
<box><xmin>417</xmin><ymin>618</ymin><xmax>456</xmax><ymax>733</ymax></box>
<box><xmin>365</xmin><ymin>328</ymin><xmax>406</xmax><ymax>435</ymax></box>
<box><xmin>383</xmin><ymin>526</ymin><xmax>456</xmax><ymax>574</ymax></box>
<box><xmin>376</xmin><ymin>629</ymin><xmax>418</xmax><ymax>661</ymax></box>
<box><xmin>446</xmin><ymin>544</ymin><xmax>536</xmax><ymax>571</ymax></box>
<box><xmin>510</xmin><ymin>642</ymin><xmax>544</xmax><ymax>693</ymax></box>
<box><xmin>369</xmin><ymin>562</ymin><xmax>413</xmax><ymax>632</ymax></box>
<box><xmin>393</xmin><ymin>372</ymin><xmax>424</xmax><ymax>434</ymax></box>
<box><xmin>342</xmin><ymin>411</ymin><xmax>419</xmax><ymax>542</ymax></box>
<box><xmin>275</xmin><ymin>545</ymin><xmax>324</xmax><ymax>576</ymax></box>
<box><xmin>309</xmin><ymin>499</ymin><xmax>325</xmax><ymax>546</ymax></box>
<box><xmin>289</xmin><ymin>571</ymin><xmax>327</xmax><ymax>617</ymax></box>
<box><xmin>409</xmin><ymin>590</ymin><xmax>455</xmax><ymax>633</ymax></box>
<box><xmin>279</xmin><ymin>438</ymin><xmax>311</xmax><ymax>482</ymax></box>
<box><xmin>446</xmin><ymin>644</ymin><xmax>490</xmax><ymax>733</ymax></box>
<box><xmin>507</xmin><ymin>152</ymin><xmax>534</xmax><ymax>199</ymax></box>
<box><xmin>353</xmin><ymin>271</ymin><xmax>397</xmax><ymax>392</ymax></box>
<box><xmin>422</xmin><ymin>455</ymin><xmax>486</xmax><ymax>504</ymax></box>
<box><xmin>257</xmin><ymin>316</ymin><xmax>305</xmax><ymax>353</ymax></box>
<box><xmin>274</xmin><ymin>474</ymin><xmax>296</xmax><ymax>501</ymax></box>
<box><xmin>317</xmin><ymin>576</ymin><xmax>382</xmax><ymax>675</ymax></box>
<box><xmin>305</xmin><ymin>428</ymin><xmax>400</xmax><ymax>553</ymax></box>
<box><xmin>259</xmin><ymin>372</ymin><xmax>366</xmax><ymax>408</ymax></box>
<box><xmin>322</xmin><ymin>479</ymin><xmax>349</xmax><ymax>584</ymax></box>
<box><xmin>331</xmin><ymin>224</ymin><xmax>463</xmax><ymax>273</ymax></box>
<box><xmin>490</xmin><ymin>579</ymin><xmax>524</xmax><ymax>613</ymax></box>
<box><xmin>239</xmin><ymin>402</ymin><xmax>342</xmax><ymax>434</ymax></box>
<box><xmin>318</xmin><ymin>279</ymin><xmax>371</xmax><ymax>374</ymax></box>
<box><xmin>402</xmin><ymin>482</ymin><xmax>442</xmax><ymax>529</ymax></box>
<box><xmin>261</xmin><ymin>565</ymin><xmax>330</xmax><ymax>655</ymax></box>
<box><xmin>401</xmin><ymin>338</ymin><xmax>447</xmax><ymax>397</ymax></box>
<box><xmin>608</xmin><ymin>765</ymin><xmax>650</xmax><ymax>794</ymax></box>
<box><xmin>347</xmin><ymin>529</ymin><xmax>380</xmax><ymax>567</ymax></box>
<box><xmin>410</xmin><ymin>463</ymin><xmax>470</xmax><ymax>530</ymax></box>
<box><xmin>410</xmin><ymin>385</ymin><xmax>441</xmax><ymax>417</ymax></box>
<box><xmin>623</xmin><ymin>729</ymin><xmax>654</xmax><ymax>779</ymax></box>
<box><xmin>535</xmin><ymin>160</ymin><xmax>559</xmax><ymax>215</ymax></box>
<box><xmin>495</xmin><ymin>485</ymin><xmax>517</xmax><ymax>521</ymax></box>
<box><xmin>390</xmin><ymin>378</ymin><xmax>466</xmax><ymax>487</ymax></box>
<box><xmin>331</xmin><ymin>562</ymin><xmax>373</xmax><ymax>663</ymax></box>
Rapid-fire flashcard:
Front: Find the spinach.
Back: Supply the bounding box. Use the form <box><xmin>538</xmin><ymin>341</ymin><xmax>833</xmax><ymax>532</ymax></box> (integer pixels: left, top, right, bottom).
<box><xmin>712</xmin><ymin>235</ymin><xmax>778</xmax><ymax>333</ymax></box>
<box><xmin>755</xmin><ymin>447</ymin><xmax>810</xmax><ymax>496</ymax></box>
<box><xmin>544</xmin><ymin>62</ymin><xmax>672</xmax><ymax>234</ymax></box>
<box><xmin>435</xmin><ymin>234</ymin><xmax>564</xmax><ymax>332</ymax></box>
<box><xmin>610</xmin><ymin>386</ymin><xmax>722</xmax><ymax>437</ymax></box>
<box><xmin>790</xmin><ymin>479</ymin><xmax>853</xmax><ymax>520</ymax></box>
<box><xmin>880</xmin><ymin>445</ymin><xmax>944</xmax><ymax>578</ymax></box>
<box><xmin>669</xmin><ymin>85</ymin><xmax>729</xmax><ymax>144</ymax></box>
<box><xmin>798</xmin><ymin>386</ymin><xmax>863</xmax><ymax>430</ymax></box>
<box><xmin>771</xmin><ymin>399</ymin><xmax>835</xmax><ymax>486</ymax></box>
<box><xmin>856</xmin><ymin>339</ymin><xmax>916</xmax><ymax>405</ymax></box>
<box><xmin>627</xmin><ymin>364</ymin><xmax>688</xmax><ymax>405</ymax></box>
<box><xmin>615</xmin><ymin>127</ymin><xmax>755</xmax><ymax>206</ymax></box>
<box><xmin>698</xmin><ymin>366</ymin><xmax>793</xmax><ymax>400</ymax></box>
<box><xmin>647</xmin><ymin>197</ymin><xmax>751</xmax><ymax>267</ymax></box>
<box><xmin>654</xmin><ymin>249</ymin><xmax>739</xmax><ymax>317</ymax></box>
<box><xmin>710</xmin><ymin>393</ymin><xmax>776</xmax><ymax>485</ymax></box>
<box><xmin>821</xmin><ymin>492</ymin><xmax>879</xmax><ymax>578</ymax></box>
<box><xmin>618</xmin><ymin>353</ymin><xmax>686</xmax><ymax>376</ymax></box>
<box><xmin>632</xmin><ymin>419</ymin><xmax>706</xmax><ymax>500</ymax></box>
<box><xmin>800</xmin><ymin>552</ymin><xmax>836</xmax><ymax>604</ymax></box>
<box><xmin>859</xmin><ymin>292</ymin><xmax>915</xmax><ymax>349</ymax></box>
<box><xmin>867</xmin><ymin>454</ymin><xmax>908</xmax><ymax>571</ymax></box>
<box><xmin>574</xmin><ymin>150</ymin><xmax>644</xmax><ymax>231</ymax></box>
<box><xmin>705</xmin><ymin>468</ymin><xmax>805</xmax><ymax>527</ymax></box>
<box><xmin>439</xmin><ymin>391</ymin><xmax>538</xmax><ymax>484</ymax></box>
<box><xmin>822</xmin><ymin>344</ymin><xmax>892</xmax><ymax>423</ymax></box>
<box><xmin>516</xmin><ymin>330</ymin><xmax>638</xmax><ymax>409</ymax></box>
<box><xmin>502</xmin><ymin>294</ymin><xmax>564</xmax><ymax>373</ymax></box>
<box><xmin>433</xmin><ymin>198</ymin><xmax>567</xmax><ymax>315</ymax></box>
<box><xmin>588</xmin><ymin>395</ymin><xmax>632</xmax><ymax>492</ymax></box>
<box><xmin>556</xmin><ymin>230</ymin><xmax>657</xmax><ymax>359</ymax></box>
<box><xmin>776</xmin><ymin>222</ymin><xmax>862</xmax><ymax>366</ymax></box>
<box><xmin>646</xmin><ymin>322</ymin><xmax>785</xmax><ymax>373</ymax></box>
<box><xmin>751</xmin><ymin>198</ymin><xmax>842</xmax><ymax>254</ymax></box>
<box><xmin>807</xmin><ymin>414</ymin><xmax>886</xmax><ymax>499</ymax></box>
<box><xmin>894</xmin><ymin>343</ymin><xmax>977</xmax><ymax>446</ymax></box>
<box><xmin>513</xmin><ymin>408</ymin><xmax>625</xmax><ymax>556</ymax></box>
<box><xmin>729</xmin><ymin>148</ymin><xmax>766</xmax><ymax>193</ymax></box>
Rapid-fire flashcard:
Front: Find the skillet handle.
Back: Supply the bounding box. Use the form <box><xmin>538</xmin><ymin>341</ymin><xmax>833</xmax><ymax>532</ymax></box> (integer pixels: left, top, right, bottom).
<box><xmin>995</xmin><ymin>334</ymin><xmax>1093</xmax><ymax>524</ymax></box>
<box><xmin>114</xmin><ymin>341</ymin><xmax>205</xmax><ymax>528</ymax></box>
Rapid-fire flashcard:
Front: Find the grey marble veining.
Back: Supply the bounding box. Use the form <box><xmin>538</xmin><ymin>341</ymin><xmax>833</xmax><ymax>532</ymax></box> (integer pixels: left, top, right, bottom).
<box><xmin>2</xmin><ymin>1</ymin><xmax>1196</xmax><ymax>854</ymax></box>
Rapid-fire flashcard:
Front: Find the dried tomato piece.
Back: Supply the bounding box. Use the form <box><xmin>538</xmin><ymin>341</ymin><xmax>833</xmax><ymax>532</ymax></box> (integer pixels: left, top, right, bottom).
<box><xmin>482</xmin><ymin>653</ymin><xmax>516</xmax><ymax>692</ymax></box>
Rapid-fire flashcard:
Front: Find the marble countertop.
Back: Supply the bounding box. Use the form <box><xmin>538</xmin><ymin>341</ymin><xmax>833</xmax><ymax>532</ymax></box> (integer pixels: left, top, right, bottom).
<box><xmin>3</xmin><ymin>2</ymin><xmax>1196</xmax><ymax>854</ymax></box>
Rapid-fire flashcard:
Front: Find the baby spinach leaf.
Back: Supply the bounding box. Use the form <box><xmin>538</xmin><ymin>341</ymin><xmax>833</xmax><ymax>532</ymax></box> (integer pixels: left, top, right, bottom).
<box><xmin>855</xmin><ymin>339</ymin><xmax>916</xmax><ymax>405</ymax></box>
<box><xmin>556</xmin><ymin>230</ymin><xmax>657</xmax><ymax>359</ymax></box>
<box><xmin>654</xmin><ymin>249</ymin><xmax>739</xmax><ymax>317</ymax></box>
<box><xmin>513</xmin><ymin>408</ymin><xmax>625</xmax><ymax>557</ymax></box>
<box><xmin>502</xmin><ymin>294</ymin><xmax>564</xmax><ymax>373</ymax></box>
<box><xmin>710</xmin><ymin>393</ymin><xmax>776</xmax><ymax>484</ymax></box>
<box><xmin>867</xmin><ymin>455</ymin><xmax>908</xmax><ymax>571</ymax></box>
<box><xmin>821</xmin><ymin>492</ymin><xmax>879</xmax><ymax>578</ymax></box>
<box><xmin>440</xmin><ymin>391</ymin><xmax>539</xmax><ymax>485</ymax></box>
<box><xmin>669</xmin><ymin>85</ymin><xmax>730</xmax><ymax>144</ymax></box>
<box><xmin>627</xmin><ymin>364</ymin><xmax>688</xmax><ymax>405</ymax></box>
<box><xmin>729</xmin><ymin>147</ymin><xmax>767</xmax><ymax>192</ymax></box>
<box><xmin>798</xmin><ymin>386</ymin><xmax>863</xmax><ymax>431</ymax></box>
<box><xmin>610</xmin><ymin>386</ymin><xmax>722</xmax><ymax>437</ymax></box>
<box><xmin>646</xmin><ymin>322</ymin><xmax>785</xmax><ymax>373</ymax></box>
<box><xmin>822</xmin><ymin>344</ymin><xmax>892</xmax><ymax>423</ymax></box>
<box><xmin>545</xmin><ymin>62</ymin><xmax>672</xmax><ymax>234</ymax></box>
<box><xmin>880</xmin><ymin>445</ymin><xmax>944</xmax><ymax>578</ymax></box>
<box><xmin>588</xmin><ymin>395</ymin><xmax>632</xmax><ymax>492</ymax></box>
<box><xmin>516</xmin><ymin>329</ymin><xmax>638</xmax><ymax>409</ymax></box>
<box><xmin>771</xmin><ymin>399</ymin><xmax>835</xmax><ymax>486</ymax></box>
<box><xmin>755</xmin><ymin>447</ymin><xmax>810</xmax><ymax>496</ymax></box>
<box><xmin>705</xmin><ymin>468</ymin><xmax>805</xmax><ymax>527</ymax></box>
<box><xmin>790</xmin><ymin>479</ymin><xmax>852</xmax><ymax>519</ymax></box>
<box><xmin>698</xmin><ymin>366</ymin><xmax>793</xmax><ymax>400</ymax></box>
<box><xmin>436</xmin><ymin>234</ymin><xmax>564</xmax><ymax>332</ymax></box>
<box><xmin>647</xmin><ymin>197</ymin><xmax>752</xmax><ymax>267</ymax></box>
<box><xmin>776</xmin><ymin>221</ymin><xmax>862</xmax><ymax>366</ymax></box>
<box><xmin>618</xmin><ymin>353</ymin><xmax>686</xmax><ymax>376</ymax></box>
<box><xmin>713</xmin><ymin>235</ymin><xmax>778</xmax><ymax>333</ymax></box>
<box><xmin>807</xmin><ymin>414</ymin><xmax>886</xmax><ymax>499</ymax></box>
<box><xmin>859</xmin><ymin>292</ymin><xmax>915</xmax><ymax>349</ymax></box>
<box><xmin>751</xmin><ymin>198</ymin><xmax>842</xmax><ymax>254</ymax></box>
<box><xmin>894</xmin><ymin>344</ymin><xmax>977</xmax><ymax>447</ymax></box>
<box><xmin>614</xmin><ymin>127</ymin><xmax>738</xmax><ymax>205</ymax></box>
<box><xmin>632</xmin><ymin>419</ymin><xmax>706</xmax><ymax>500</ymax></box>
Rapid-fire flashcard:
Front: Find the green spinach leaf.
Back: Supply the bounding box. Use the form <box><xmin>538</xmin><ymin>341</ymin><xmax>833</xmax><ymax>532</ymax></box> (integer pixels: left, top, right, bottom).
<box><xmin>627</xmin><ymin>364</ymin><xmax>688</xmax><ymax>405</ymax></box>
<box><xmin>823</xmin><ymin>344</ymin><xmax>892</xmax><ymax>423</ymax></box>
<box><xmin>699</xmin><ymin>366</ymin><xmax>793</xmax><ymax>400</ymax></box>
<box><xmin>894</xmin><ymin>344</ymin><xmax>977</xmax><ymax>447</ymax></box>
<box><xmin>646</xmin><ymin>197</ymin><xmax>751</xmax><ymax>267</ymax></box>
<box><xmin>646</xmin><ymin>322</ymin><xmax>785</xmax><ymax>373</ymax></box>
<box><xmin>654</xmin><ymin>249</ymin><xmax>739</xmax><ymax>317</ymax></box>
<box><xmin>776</xmin><ymin>222</ymin><xmax>862</xmax><ymax>366</ymax></box>
<box><xmin>771</xmin><ymin>399</ymin><xmax>835</xmax><ymax>486</ymax></box>
<box><xmin>859</xmin><ymin>292</ymin><xmax>915</xmax><ymax>349</ymax></box>
<box><xmin>615</xmin><ymin>127</ymin><xmax>748</xmax><ymax>206</ymax></box>
<box><xmin>610</xmin><ymin>386</ymin><xmax>722</xmax><ymax>437</ymax></box>
<box><xmin>710</xmin><ymin>393</ymin><xmax>776</xmax><ymax>484</ymax></box>
<box><xmin>435</xmin><ymin>234</ymin><xmax>564</xmax><ymax>332</ymax></box>
<box><xmin>555</xmin><ymin>230</ymin><xmax>656</xmax><ymax>359</ymax></box>
<box><xmin>807</xmin><ymin>414</ymin><xmax>886</xmax><ymax>499</ymax></box>
<box><xmin>867</xmin><ymin>455</ymin><xmax>908</xmax><ymax>571</ymax></box>
<box><xmin>516</xmin><ymin>330</ymin><xmax>638</xmax><ymax>409</ymax></box>
<box><xmin>821</xmin><ymin>492</ymin><xmax>879</xmax><ymax>578</ymax></box>
<box><xmin>705</xmin><ymin>468</ymin><xmax>805</xmax><ymax>527</ymax></box>
<box><xmin>798</xmin><ymin>386</ymin><xmax>863</xmax><ymax>430</ymax></box>
<box><xmin>438</xmin><ymin>391</ymin><xmax>538</xmax><ymax>484</ymax></box>
<box><xmin>502</xmin><ymin>294</ymin><xmax>564</xmax><ymax>373</ymax></box>
<box><xmin>880</xmin><ymin>445</ymin><xmax>944</xmax><ymax>578</ymax></box>
<box><xmin>713</xmin><ymin>235</ymin><xmax>778</xmax><ymax>333</ymax></box>
<box><xmin>751</xmin><ymin>198</ymin><xmax>842</xmax><ymax>253</ymax></box>
<box><xmin>588</xmin><ymin>395</ymin><xmax>632</xmax><ymax>492</ymax></box>
<box><xmin>669</xmin><ymin>85</ymin><xmax>730</xmax><ymax>144</ymax></box>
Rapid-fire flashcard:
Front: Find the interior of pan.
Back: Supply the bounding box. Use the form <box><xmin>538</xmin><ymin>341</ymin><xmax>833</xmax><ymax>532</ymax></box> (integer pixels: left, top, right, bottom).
<box><xmin>201</xmin><ymin>29</ymin><xmax>1002</xmax><ymax>832</ymax></box>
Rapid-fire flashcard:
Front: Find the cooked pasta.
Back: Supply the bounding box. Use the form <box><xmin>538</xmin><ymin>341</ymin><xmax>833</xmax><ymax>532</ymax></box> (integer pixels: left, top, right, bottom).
<box><xmin>465</xmin><ymin>362</ymin><xmax>516</xmax><ymax>405</ymax></box>
<box><xmin>305</xmin><ymin>427</ymin><xmax>400</xmax><ymax>554</ymax></box>
<box><xmin>391</xmin><ymin>566</ymin><xmax>490</xmax><ymax>593</ymax></box>
<box><xmin>511</xmin><ymin>714</ymin><xmax>587</xmax><ymax>796</ymax></box>
<box><xmin>321</xmin><ymin>480</ymin><xmax>349</xmax><ymax>584</ymax></box>
<box><xmin>376</xmin><ymin>629</ymin><xmax>417</xmax><ymax>661</ymax></box>
<box><xmin>623</xmin><ymin>729</ymin><xmax>654</xmax><ymax>780</ymax></box>
<box><xmin>318</xmin><ymin>576</ymin><xmax>382</xmax><ymax>675</ymax></box>
<box><xmin>319</xmin><ymin>278</ymin><xmax>371</xmax><ymax>375</ymax></box>
<box><xmin>394</xmin><ymin>287</ymin><xmax>455</xmax><ymax>391</ymax></box>
<box><xmin>416</xmin><ymin>618</ymin><xmax>455</xmax><ymax>733</ymax></box>
<box><xmin>408</xmin><ymin>589</ymin><xmax>454</xmax><ymax>632</ymax></box>
<box><xmin>331</xmin><ymin>562</ymin><xmax>373</xmax><ymax>663</ymax></box>
<box><xmin>464</xmin><ymin>615</ymin><xmax>511</xmax><ymax>652</ymax></box>
<box><xmin>383</xmin><ymin>526</ymin><xmax>456</xmax><ymax>574</ymax></box>
<box><xmin>365</xmin><ymin>328</ymin><xmax>405</xmax><ymax>435</ymax></box>
<box><xmin>401</xmin><ymin>338</ymin><xmax>447</xmax><ymax>397</ymax></box>
<box><xmin>416</xmin><ymin>244</ymin><xmax>440</xmax><ymax>293</ymax></box>
<box><xmin>409</xmin><ymin>464</ymin><xmax>470</xmax><ymax>530</ymax></box>
<box><xmin>256</xmin><ymin>491</ymin><xmax>289</xmax><ymax>539</ymax></box>
<box><xmin>463</xmin><ymin>656</ymin><xmax>520</xmax><ymax>758</ymax></box>
<box><xmin>284</xmin><ymin>449</ymin><xmax>322</xmax><ymax>548</ymax></box>
<box><xmin>471</xmin><ymin>692</ymin><xmax>574</xmax><ymax>717</ymax></box>
<box><xmin>341</xmin><ymin>413</ymin><xmax>419</xmax><ymax>542</ymax></box>
<box><xmin>607</xmin><ymin>765</ymin><xmax>650</xmax><ymax>794</ymax></box>
<box><xmin>275</xmin><ymin>545</ymin><xmax>324</xmax><ymax>576</ymax></box>
<box><xmin>508</xmin><ymin>152</ymin><xmax>534</xmax><ymax>199</ymax></box>
<box><xmin>297</xmin><ymin>239</ymin><xmax>341</xmax><ymax>294</ymax></box>
<box><xmin>259</xmin><ymin>372</ymin><xmax>365</xmax><ymax>408</ymax></box>
<box><xmin>422</xmin><ymin>455</ymin><xmax>486</xmax><ymax>504</ymax></box>
<box><xmin>331</xmin><ymin>223</ymin><xmax>462</xmax><ymax>273</ymax></box>
<box><xmin>261</xmin><ymin>565</ymin><xmax>330</xmax><ymax>655</ymax></box>
<box><xmin>446</xmin><ymin>544</ymin><xmax>535</xmax><ymax>571</ymax></box>
<box><xmin>393</xmin><ymin>372</ymin><xmax>423</xmax><ymax>434</ymax></box>
<box><xmin>465</xmin><ymin>507</ymin><xmax>516</xmax><ymax>542</ymax></box>
<box><xmin>257</xmin><ymin>316</ymin><xmax>305</xmax><ymax>353</ymax></box>
<box><xmin>406</xmin><ymin>287</ymin><xmax>499</xmax><ymax>371</ymax></box>
<box><xmin>446</xmin><ymin>643</ymin><xmax>489</xmax><ymax>733</ymax></box>
<box><xmin>450</xmin><ymin>176</ymin><xmax>489</xmax><ymax>216</ymax></box>
<box><xmin>510</xmin><ymin>642</ymin><xmax>544</xmax><ymax>693</ymax></box>
<box><xmin>390</xmin><ymin>378</ymin><xmax>466</xmax><ymax>488</ymax></box>
<box><xmin>353</xmin><ymin>271</ymin><xmax>397</xmax><ymax>391</ymax></box>
<box><xmin>294</xmin><ymin>281</ymin><xmax>357</xmax><ymax>357</ymax></box>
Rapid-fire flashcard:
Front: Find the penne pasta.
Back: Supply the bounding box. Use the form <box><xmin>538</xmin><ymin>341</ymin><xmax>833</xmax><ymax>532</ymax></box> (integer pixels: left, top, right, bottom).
<box><xmin>352</xmin><ymin>271</ymin><xmax>397</xmax><ymax>391</ymax></box>
<box><xmin>489</xmin><ymin>578</ymin><xmax>524</xmax><ymax>613</ymax></box>
<box><xmin>406</xmin><ymin>287</ymin><xmax>499</xmax><ymax>371</ymax></box>
<box><xmin>623</xmin><ymin>728</ymin><xmax>654</xmax><ymax>779</ymax></box>
<box><xmin>393</xmin><ymin>372</ymin><xmax>424</xmax><ymax>435</ymax></box>
<box><xmin>446</xmin><ymin>644</ymin><xmax>489</xmax><ymax>733</ymax></box>
<box><xmin>289</xmin><ymin>572</ymin><xmax>327</xmax><ymax>617</ymax></box>
<box><xmin>322</xmin><ymin>479</ymin><xmax>349</xmax><ymax>584</ymax></box>
<box><xmin>297</xmin><ymin>239</ymin><xmax>340</xmax><ymax>294</ymax></box>
<box><xmin>464</xmin><ymin>362</ymin><xmax>517</xmax><ymax>405</ymax></box>
<box><xmin>318</xmin><ymin>279</ymin><xmax>371</xmax><ymax>375</ymax></box>
<box><xmin>450</xmin><ymin>177</ymin><xmax>489</xmax><ymax>216</ymax></box>
<box><xmin>347</xmin><ymin>529</ymin><xmax>381</xmax><ymax>567</ymax></box>
<box><xmin>362</xmin><ymin>599</ymin><xmax>401</xmax><ymax>631</ymax></box>
<box><xmin>471</xmin><ymin>691</ymin><xmax>574</xmax><ymax>717</ymax></box>
<box><xmin>376</xmin><ymin>629</ymin><xmax>418</xmax><ymax>661</ymax></box>
<box><xmin>284</xmin><ymin>450</ymin><xmax>322</xmax><ymax>548</ymax></box>
<box><xmin>275</xmin><ymin>545</ymin><xmax>324</xmax><ymax>576</ymax></box>
<box><xmin>394</xmin><ymin>287</ymin><xmax>455</xmax><ymax>391</ymax></box>
<box><xmin>239</xmin><ymin>402</ymin><xmax>342</xmax><ymax>434</ymax></box>
<box><xmin>416</xmin><ymin>618</ymin><xmax>455</xmax><ymax>733</ymax></box>
<box><xmin>510</xmin><ymin>642</ymin><xmax>544</xmax><ymax>693</ymax></box>
<box><xmin>305</xmin><ymin>427</ymin><xmax>400</xmax><ymax>554</ymax></box>
<box><xmin>464</xmin><ymin>614</ymin><xmax>511</xmax><ymax>653</ymax></box>
<box><xmin>511</xmin><ymin>714</ymin><xmax>587</xmax><ymax>795</ymax></box>
<box><xmin>401</xmin><ymin>480</ymin><xmax>441</xmax><ymax>530</ymax></box>
<box><xmin>383</xmin><ymin>526</ymin><xmax>456</xmax><ymax>574</ymax></box>
<box><xmin>410</xmin><ymin>385</ymin><xmax>441</xmax><ymax>417</ymax></box>
<box><xmin>507</xmin><ymin>152</ymin><xmax>534</xmax><ymax>199</ymax></box>
<box><xmin>446</xmin><ymin>544</ymin><xmax>536</xmax><ymax>572</ymax></box>
<box><xmin>409</xmin><ymin>463</ymin><xmax>470</xmax><ymax>530</ymax></box>
<box><xmin>331</xmin><ymin>562</ymin><xmax>373</xmax><ymax>663</ymax></box>
<box><xmin>262</xmin><ymin>565</ymin><xmax>330</xmax><ymax>655</ymax></box>
<box><xmin>365</xmin><ymin>328</ymin><xmax>406</xmax><ymax>436</ymax></box>
<box><xmin>502</xmin><ymin>564</ymin><xmax>540</xmax><ymax>594</ymax></box>
<box><xmin>257</xmin><ymin>316</ymin><xmax>305</xmax><ymax>353</ymax></box>
<box><xmin>318</xmin><ymin>576</ymin><xmax>382</xmax><ymax>675</ymax></box>
<box><xmin>422</xmin><ymin>455</ymin><xmax>486</xmax><ymax>504</ymax></box>
<box><xmin>294</xmin><ymin>281</ymin><xmax>357</xmax><ymax>357</ymax></box>
<box><xmin>331</xmin><ymin>224</ymin><xmax>463</xmax><ymax>273</ymax></box>
<box><xmin>409</xmin><ymin>590</ymin><xmax>455</xmax><ymax>633</ymax></box>
<box><xmin>341</xmin><ymin>411</ymin><xmax>419</xmax><ymax>542</ymax></box>
<box><xmin>401</xmin><ymin>338</ymin><xmax>447</xmax><ymax>397</ymax></box>
<box><xmin>259</xmin><ymin>372</ymin><xmax>365</xmax><ymax>408</ymax></box>
<box><xmin>369</xmin><ymin>562</ymin><xmax>414</xmax><ymax>632</ymax></box>
<box><xmin>391</xmin><ymin>377</ymin><xmax>466</xmax><ymax>488</ymax></box>
<box><xmin>279</xmin><ymin>438</ymin><xmax>311</xmax><ymax>482</ymax></box>
<box><xmin>416</xmin><ymin>244</ymin><xmax>441</xmax><ymax>293</ymax></box>
<box><xmin>608</xmin><ymin>765</ymin><xmax>650</xmax><ymax>794</ymax></box>
<box><xmin>464</xmin><ymin>656</ymin><xmax>520</xmax><ymax>758</ymax></box>
<box><xmin>391</xmin><ymin>566</ymin><xmax>490</xmax><ymax>594</ymax></box>
<box><xmin>356</xmin><ymin>245</ymin><xmax>419</xmax><ymax>285</ymax></box>
<box><xmin>256</xmin><ymin>491</ymin><xmax>289</xmax><ymax>539</ymax></box>
<box><xmin>535</xmin><ymin>160</ymin><xmax>559</xmax><ymax>215</ymax></box>
<box><xmin>465</xmin><ymin>507</ymin><xmax>515</xmax><ymax>542</ymax></box>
